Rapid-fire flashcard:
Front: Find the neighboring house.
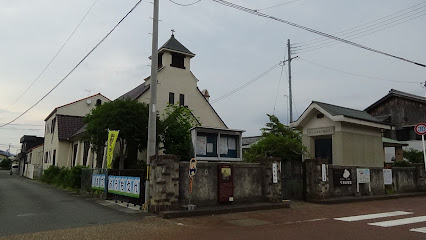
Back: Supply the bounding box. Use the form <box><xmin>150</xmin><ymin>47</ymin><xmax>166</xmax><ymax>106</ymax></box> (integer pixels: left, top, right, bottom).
<box><xmin>366</xmin><ymin>89</ymin><xmax>426</xmax><ymax>151</ymax></box>
<box><xmin>18</xmin><ymin>135</ymin><xmax>44</xmax><ymax>176</ymax></box>
<box><xmin>118</xmin><ymin>33</ymin><xmax>227</xmax><ymax>129</ymax></box>
<box><xmin>23</xmin><ymin>144</ymin><xmax>44</xmax><ymax>179</ymax></box>
<box><xmin>291</xmin><ymin>101</ymin><xmax>390</xmax><ymax>167</ymax></box>
<box><xmin>43</xmin><ymin>93</ymin><xmax>110</xmax><ymax>170</ymax></box>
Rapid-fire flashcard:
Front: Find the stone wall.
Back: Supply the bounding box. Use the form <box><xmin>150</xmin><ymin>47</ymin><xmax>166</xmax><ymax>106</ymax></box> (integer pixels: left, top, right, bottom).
<box><xmin>149</xmin><ymin>155</ymin><xmax>180</xmax><ymax>213</ymax></box>
<box><xmin>305</xmin><ymin>158</ymin><xmax>426</xmax><ymax>200</ymax></box>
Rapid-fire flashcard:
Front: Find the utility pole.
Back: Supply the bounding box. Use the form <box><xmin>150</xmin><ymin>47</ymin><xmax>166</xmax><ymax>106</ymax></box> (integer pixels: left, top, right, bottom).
<box><xmin>145</xmin><ymin>0</ymin><xmax>159</xmax><ymax>209</ymax></box>
<box><xmin>287</xmin><ymin>39</ymin><xmax>293</xmax><ymax>123</ymax></box>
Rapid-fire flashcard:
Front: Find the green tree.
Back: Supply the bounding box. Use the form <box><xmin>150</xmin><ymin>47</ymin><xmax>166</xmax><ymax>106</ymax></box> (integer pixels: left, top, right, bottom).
<box><xmin>84</xmin><ymin>99</ymin><xmax>157</xmax><ymax>169</ymax></box>
<box><xmin>160</xmin><ymin>104</ymin><xmax>200</xmax><ymax>161</ymax></box>
<box><xmin>403</xmin><ymin>148</ymin><xmax>423</xmax><ymax>164</ymax></box>
<box><xmin>244</xmin><ymin>114</ymin><xmax>307</xmax><ymax>162</ymax></box>
<box><xmin>0</xmin><ymin>158</ymin><xmax>11</xmax><ymax>169</ymax></box>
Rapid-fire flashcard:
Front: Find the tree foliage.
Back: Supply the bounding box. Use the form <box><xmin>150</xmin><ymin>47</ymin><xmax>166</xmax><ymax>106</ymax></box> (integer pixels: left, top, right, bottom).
<box><xmin>160</xmin><ymin>104</ymin><xmax>200</xmax><ymax>161</ymax></box>
<box><xmin>84</xmin><ymin>99</ymin><xmax>157</xmax><ymax>169</ymax></box>
<box><xmin>244</xmin><ymin>114</ymin><xmax>306</xmax><ymax>162</ymax></box>
<box><xmin>0</xmin><ymin>158</ymin><xmax>11</xmax><ymax>169</ymax></box>
<box><xmin>403</xmin><ymin>148</ymin><xmax>423</xmax><ymax>164</ymax></box>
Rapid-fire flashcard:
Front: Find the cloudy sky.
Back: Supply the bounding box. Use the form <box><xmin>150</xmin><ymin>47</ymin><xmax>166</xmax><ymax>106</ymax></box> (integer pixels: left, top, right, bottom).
<box><xmin>1</xmin><ymin>0</ymin><xmax>425</xmax><ymax>153</ymax></box>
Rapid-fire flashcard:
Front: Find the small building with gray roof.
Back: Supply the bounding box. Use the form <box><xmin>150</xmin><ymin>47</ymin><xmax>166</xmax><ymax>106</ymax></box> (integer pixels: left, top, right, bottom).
<box><xmin>291</xmin><ymin>101</ymin><xmax>390</xmax><ymax>167</ymax></box>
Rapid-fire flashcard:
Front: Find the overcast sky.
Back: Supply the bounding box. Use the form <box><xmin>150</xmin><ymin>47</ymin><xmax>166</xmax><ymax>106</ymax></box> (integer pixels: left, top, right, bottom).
<box><xmin>1</xmin><ymin>0</ymin><xmax>425</xmax><ymax>153</ymax></box>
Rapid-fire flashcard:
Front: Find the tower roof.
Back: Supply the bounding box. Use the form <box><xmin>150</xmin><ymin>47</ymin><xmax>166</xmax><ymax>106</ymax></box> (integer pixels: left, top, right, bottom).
<box><xmin>159</xmin><ymin>34</ymin><xmax>195</xmax><ymax>57</ymax></box>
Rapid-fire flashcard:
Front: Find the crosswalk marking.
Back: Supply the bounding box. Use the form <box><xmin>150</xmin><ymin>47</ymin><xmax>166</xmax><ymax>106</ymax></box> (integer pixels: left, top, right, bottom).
<box><xmin>368</xmin><ymin>216</ymin><xmax>426</xmax><ymax>227</ymax></box>
<box><xmin>410</xmin><ymin>227</ymin><xmax>426</xmax><ymax>233</ymax></box>
<box><xmin>334</xmin><ymin>211</ymin><xmax>413</xmax><ymax>222</ymax></box>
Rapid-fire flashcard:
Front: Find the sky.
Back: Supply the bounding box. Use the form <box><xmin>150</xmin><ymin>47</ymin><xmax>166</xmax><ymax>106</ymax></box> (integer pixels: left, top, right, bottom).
<box><xmin>1</xmin><ymin>0</ymin><xmax>425</xmax><ymax>154</ymax></box>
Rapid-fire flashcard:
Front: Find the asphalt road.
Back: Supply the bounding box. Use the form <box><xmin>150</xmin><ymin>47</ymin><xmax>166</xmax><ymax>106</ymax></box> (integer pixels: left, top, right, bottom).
<box><xmin>3</xmin><ymin>170</ymin><xmax>426</xmax><ymax>239</ymax></box>
<box><xmin>0</xmin><ymin>170</ymin><xmax>144</xmax><ymax>237</ymax></box>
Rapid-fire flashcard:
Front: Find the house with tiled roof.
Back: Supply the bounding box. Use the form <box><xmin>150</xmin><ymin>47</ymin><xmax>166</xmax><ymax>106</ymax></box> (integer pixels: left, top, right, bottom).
<box><xmin>118</xmin><ymin>33</ymin><xmax>227</xmax><ymax>129</ymax></box>
<box><xmin>365</xmin><ymin>89</ymin><xmax>426</xmax><ymax>152</ymax></box>
<box><xmin>291</xmin><ymin>101</ymin><xmax>390</xmax><ymax>167</ymax></box>
<box><xmin>43</xmin><ymin>93</ymin><xmax>110</xmax><ymax>170</ymax></box>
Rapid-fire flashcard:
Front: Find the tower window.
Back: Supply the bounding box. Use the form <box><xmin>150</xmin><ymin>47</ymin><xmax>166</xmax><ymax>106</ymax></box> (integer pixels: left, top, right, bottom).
<box><xmin>179</xmin><ymin>94</ymin><xmax>185</xmax><ymax>106</ymax></box>
<box><xmin>169</xmin><ymin>92</ymin><xmax>175</xmax><ymax>104</ymax></box>
<box><xmin>158</xmin><ymin>53</ymin><xmax>163</xmax><ymax>68</ymax></box>
<box><xmin>96</xmin><ymin>99</ymin><xmax>102</xmax><ymax>105</ymax></box>
<box><xmin>171</xmin><ymin>53</ymin><xmax>185</xmax><ymax>69</ymax></box>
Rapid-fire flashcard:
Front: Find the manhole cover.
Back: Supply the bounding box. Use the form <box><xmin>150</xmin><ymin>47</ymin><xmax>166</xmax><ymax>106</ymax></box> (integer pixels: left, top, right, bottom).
<box><xmin>227</xmin><ymin>218</ymin><xmax>271</xmax><ymax>227</ymax></box>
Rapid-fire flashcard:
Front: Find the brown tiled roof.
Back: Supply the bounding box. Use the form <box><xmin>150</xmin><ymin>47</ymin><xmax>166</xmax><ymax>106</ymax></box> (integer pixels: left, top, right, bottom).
<box><xmin>365</xmin><ymin>89</ymin><xmax>426</xmax><ymax>112</ymax></box>
<box><xmin>57</xmin><ymin>115</ymin><xmax>85</xmax><ymax>141</ymax></box>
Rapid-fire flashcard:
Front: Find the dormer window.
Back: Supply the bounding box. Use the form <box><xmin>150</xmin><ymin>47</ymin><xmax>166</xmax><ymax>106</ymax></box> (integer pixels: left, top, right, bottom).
<box><xmin>171</xmin><ymin>53</ymin><xmax>185</xmax><ymax>69</ymax></box>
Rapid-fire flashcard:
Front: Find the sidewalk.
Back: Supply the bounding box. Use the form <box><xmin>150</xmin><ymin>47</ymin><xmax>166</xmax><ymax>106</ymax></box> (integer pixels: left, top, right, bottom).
<box><xmin>307</xmin><ymin>192</ymin><xmax>426</xmax><ymax>204</ymax></box>
<box><xmin>160</xmin><ymin>201</ymin><xmax>291</xmax><ymax>219</ymax></box>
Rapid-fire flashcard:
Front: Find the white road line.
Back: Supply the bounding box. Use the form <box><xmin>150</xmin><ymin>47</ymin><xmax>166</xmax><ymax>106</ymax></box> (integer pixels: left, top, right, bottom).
<box><xmin>369</xmin><ymin>216</ymin><xmax>426</xmax><ymax>227</ymax></box>
<box><xmin>410</xmin><ymin>227</ymin><xmax>426</xmax><ymax>233</ymax></box>
<box><xmin>334</xmin><ymin>211</ymin><xmax>412</xmax><ymax>222</ymax></box>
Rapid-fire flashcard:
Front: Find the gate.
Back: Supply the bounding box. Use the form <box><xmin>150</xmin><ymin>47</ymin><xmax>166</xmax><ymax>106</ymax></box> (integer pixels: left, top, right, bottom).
<box><xmin>282</xmin><ymin>160</ymin><xmax>306</xmax><ymax>200</ymax></box>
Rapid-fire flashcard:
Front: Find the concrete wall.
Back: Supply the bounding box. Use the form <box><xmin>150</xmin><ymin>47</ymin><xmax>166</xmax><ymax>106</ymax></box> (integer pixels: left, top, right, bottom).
<box><xmin>178</xmin><ymin>160</ymin><xmax>281</xmax><ymax>207</ymax></box>
<box><xmin>148</xmin><ymin>155</ymin><xmax>282</xmax><ymax>211</ymax></box>
<box><xmin>305</xmin><ymin>159</ymin><xmax>426</xmax><ymax>200</ymax></box>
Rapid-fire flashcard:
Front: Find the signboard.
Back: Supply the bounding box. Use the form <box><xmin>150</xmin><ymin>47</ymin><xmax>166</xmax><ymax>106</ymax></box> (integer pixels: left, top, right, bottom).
<box><xmin>189</xmin><ymin>158</ymin><xmax>197</xmax><ymax>177</ymax></box>
<box><xmin>414</xmin><ymin>123</ymin><xmax>426</xmax><ymax>135</ymax></box>
<box><xmin>321</xmin><ymin>164</ymin><xmax>327</xmax><ymax>182</ymax></box>
<box><xmin>272</xmin><ymin>163</ymin><xmax>278</xmax><ymax>183</ymax></box>
<box><xmin>333</xmin><ymin>168</ymin><xmax>352</xmax><ymax>186</ymax></box>
<box><xmin>91</xmin><ymin>174</ymin><xmax>106</xmax><ymax>190</ymax></box>
<box><xmin>307</xmin><ymin>127</ymin><xmax>335</xmax><ymax>137</ymax></box>
<box><xmin>383</xmin><ymin>169</ymin><xmax>393</xmax><ymax>185</ymax></box>
<box><xmin>107</xmin><ymin>175</ymin><xmax>140</xmax><ymax>198</ymax></box>
<box><xmin>357</xmin><ymin>168</ymin><xmax>371</xmax><ymax>184</ymax></box>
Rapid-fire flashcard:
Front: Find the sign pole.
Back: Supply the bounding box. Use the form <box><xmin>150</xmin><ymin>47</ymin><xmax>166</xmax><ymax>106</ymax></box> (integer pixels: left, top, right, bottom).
<box><xmin>423</xmin><ymin>134</ymin><xmax>426</xmax><ymax>172</ymax></box>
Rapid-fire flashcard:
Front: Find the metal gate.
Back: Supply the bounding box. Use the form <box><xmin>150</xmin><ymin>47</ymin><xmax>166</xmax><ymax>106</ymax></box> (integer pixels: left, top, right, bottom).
<box><xmin>282</xmin><ymin>160</ymin><xmax>306</xmax><ymax>200</ymax></box>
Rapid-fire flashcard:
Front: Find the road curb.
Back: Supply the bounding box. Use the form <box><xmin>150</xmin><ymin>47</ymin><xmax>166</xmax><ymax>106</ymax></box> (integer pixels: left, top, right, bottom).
<box><xmin>307</xmin><ymin>192</ymin><xmax>426</xmax><ymax>204</ymax></box>
<box><xmin>160</xmin><ymin>201</ymin><xmax>291</xmax><ymax>219</ymax></box>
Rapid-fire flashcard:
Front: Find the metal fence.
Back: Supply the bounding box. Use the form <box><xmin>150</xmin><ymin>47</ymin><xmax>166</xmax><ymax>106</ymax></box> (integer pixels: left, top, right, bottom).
<box><xmin>80</xmin><ymin>168</ymin><xmax>145</xmax><ymax>207</ymax></box>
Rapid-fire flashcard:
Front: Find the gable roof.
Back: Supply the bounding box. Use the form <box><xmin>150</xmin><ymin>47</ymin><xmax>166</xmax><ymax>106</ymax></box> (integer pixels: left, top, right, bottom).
<box><xmin>196</xmin><ymin>87</ymin><xmax>228</xmax><ymax>128</ymax></box>
<box><xmin>57</xmin><ymin>115</ymin><xmax>85</xmax><ymax>141</ymax></box>
<box><xmin>292</xmin><ymin>101</ymin><xmax>390</xmax><ymax>129</ymax></box>
<box><xmin>45</xmin><ymin>93</ymin><xmax>110</xmax><ymax>121</ymax></box>
<box><xmin>0</xmin><ymin>150</ymin><xmax>15</xmax><ymax>158</ymax></box>
<box><xmin>314</xmin><ymin>101</ymin><xmax>382</xmax><ymax>123</ymax></box>
<box><xmin>159</xmin><ymin>34</ymin><xmax>195</xmax><ymax>57</ymax></box>
<box><xmin>365</xmin><ymin>89</ymin><xmax>426</xmax><ymax>112</ymax></box>
<box><xmin>117</xmin><ymin>82</ymin><xmax>150</xmax><ymax>101</ymax></box>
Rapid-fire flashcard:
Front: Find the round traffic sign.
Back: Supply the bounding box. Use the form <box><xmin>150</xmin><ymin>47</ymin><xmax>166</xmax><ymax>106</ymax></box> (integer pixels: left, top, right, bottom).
<box><xmin>414</xmin><ymin>123</ymin><xmax>426</xmax><ymax>135</ymax></box>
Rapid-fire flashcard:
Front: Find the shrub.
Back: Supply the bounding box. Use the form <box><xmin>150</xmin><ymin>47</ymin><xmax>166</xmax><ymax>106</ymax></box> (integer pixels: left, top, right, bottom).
<box><xmin>393</xmin><ymin>160</ymin><xmax>412</xmax><ymax>167</ymax></box>
<box><xmin>403</xmin><ymin>148</ymin><xmax>423</xmax><ymax>164</ymax></box>
<box><xmin>40</xmin><ymin>165</ymin><xmax>86</xmax><ymax>189</ymax></box>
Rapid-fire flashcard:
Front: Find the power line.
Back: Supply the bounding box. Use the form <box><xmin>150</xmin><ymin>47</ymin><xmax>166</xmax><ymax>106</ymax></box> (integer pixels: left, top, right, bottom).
<box><xmin>11</xmin><ymin>0</ymin><xmax>100</xmax><ymax>106</ymax></box>
<box><xmin>294</xmin><ymin>2</ymin><xmax>426</xmax><ymax>47</ymax></box>
<box><xmin>169</xmin><ymin>0</ymin><xmax>202</xmax><ymax>6</ymax></box>
<box><xmin>211</xmin><ymin>0</ymin><xmax>426</xmax><ymax>67</ymax></box>
<box><xmin>294</xmin><ymin>9</ymin><xmax>426</xmax><ymax>53</ymax></box>
<box><xmin>0</xmin><ymin>0</ymin><xmax>143</xmax><ymax>128</ymax></box>
<box><xmin>211</xmin><ymin>61</ymin><xmax>282</xmax><ymax>103</ymax></box>
<box><xmin>299</xmin><ymin>57</ymin><xmax>422</xmax><ymax>84</ymax></box>
<box><xmin>257</xmin><ymin>0</ymin><xmax>302</xmax><ymax>11</ymax></box>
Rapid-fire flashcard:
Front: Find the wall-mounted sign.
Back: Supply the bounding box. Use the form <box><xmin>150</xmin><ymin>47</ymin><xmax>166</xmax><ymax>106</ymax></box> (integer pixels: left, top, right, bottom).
<box><xmin>307</xmin><ymin>127</ymin><xmax>335</xmax><ymax>137</ymax></box>
<box><xmin>108</xmin><ymin>175</ymin><xmax>140</xmax><ymax>198</ymax></box>
<box><xmin>357</xmin><ymin>168</ymin><xmax>370</xmax><ymax>184</ymax></box>
<box><xmin>383</xmin><ymin>169</ymin><xmax>393</xmax><ymax>185</ymax></box>
<box><xmin>91</xmin><ymin>174</ymin><xmax>106</xmax><ymax>190</ymax></box>
<box><xmin>333</xmin><ymin>168</ymin><xmax>352</xmax><ymax>186</ymax></box>
<box><xmin>272</xmin><ymin>163</ymin><xmax>278</xmax><ymax>183</ymax></box>
<box><xmin>321</xmin><ymin>164</ymin><xmax>327</xmax><ymax>182</ymax></box>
